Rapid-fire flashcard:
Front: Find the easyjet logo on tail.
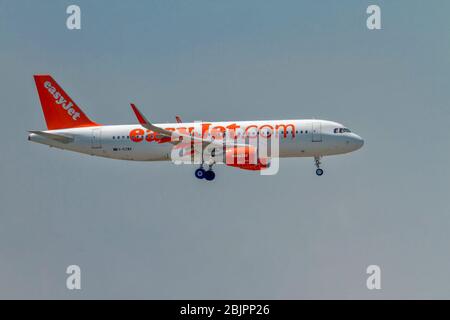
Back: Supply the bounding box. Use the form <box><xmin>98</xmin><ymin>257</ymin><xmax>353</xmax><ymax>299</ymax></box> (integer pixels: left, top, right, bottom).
<box><xmin>44</xmin><ymin>81</ymin><xmax>80</xmax><ymax>121</ymax></box>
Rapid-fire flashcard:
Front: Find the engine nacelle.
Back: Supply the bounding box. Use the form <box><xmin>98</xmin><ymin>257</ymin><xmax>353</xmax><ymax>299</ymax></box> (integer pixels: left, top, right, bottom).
<box><xmin>225</xmin><ymin>146</ymin><xmax>270</xmax><ymax>171</ymax></box>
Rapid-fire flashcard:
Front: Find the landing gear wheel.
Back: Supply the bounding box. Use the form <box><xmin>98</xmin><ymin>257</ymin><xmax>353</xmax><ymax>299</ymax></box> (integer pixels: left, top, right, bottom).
<box><xmin>195</xmin><ymin>168</ymin><xmax>206</xmax><ymax>179</ymax></box>
<box><xmin>314</xmin><ymin>156</ymin><xmax>324</xmax><ymax>176</ymax></box>
<box><xmin>205</xmin><ymin>170</ymin><xmax>215</xmax><ymax>181</ymax></box>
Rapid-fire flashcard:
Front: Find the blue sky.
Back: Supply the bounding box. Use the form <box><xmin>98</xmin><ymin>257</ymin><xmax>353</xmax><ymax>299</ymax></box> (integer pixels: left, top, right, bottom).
<box><xmin>1</xmin><ymin>0</ymin><xmax>450</xmax><ymax>298</ymax></box>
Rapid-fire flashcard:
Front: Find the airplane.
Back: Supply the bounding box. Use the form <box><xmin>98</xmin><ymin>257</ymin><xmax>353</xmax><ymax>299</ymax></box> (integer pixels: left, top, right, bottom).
<box><xmin>28</xmin><ymin>75</ymin><xmax>364</xmax><ymax>181</ymax></box>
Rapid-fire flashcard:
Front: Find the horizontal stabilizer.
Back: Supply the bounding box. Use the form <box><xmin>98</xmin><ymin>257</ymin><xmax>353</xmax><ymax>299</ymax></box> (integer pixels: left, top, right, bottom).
<box><xmin>28</xmin><ymin>131</ymin><xmax>74</xmax><ymax>144</ymax></box>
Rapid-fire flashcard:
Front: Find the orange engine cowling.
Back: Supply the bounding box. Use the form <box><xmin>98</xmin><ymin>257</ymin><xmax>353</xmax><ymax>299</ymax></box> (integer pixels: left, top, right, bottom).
<box><xmin>225</xmin><ymin>146</ymin><xmax>270</xmax><ymax>171</ymax></box>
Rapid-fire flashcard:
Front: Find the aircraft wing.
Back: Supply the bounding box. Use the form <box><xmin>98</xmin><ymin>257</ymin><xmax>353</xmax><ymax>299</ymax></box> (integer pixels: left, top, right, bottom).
<box><xmin>129</xmin><ymin>103</ymin><xmax>249</xmax><ymax>151</ymax></box>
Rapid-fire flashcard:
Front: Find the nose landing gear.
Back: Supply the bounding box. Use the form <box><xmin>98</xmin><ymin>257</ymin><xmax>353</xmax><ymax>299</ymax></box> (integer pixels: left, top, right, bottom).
<box><xmin>314</xmin><ymin>156</ymin><xmax>324</xmax><ymax>176</ymax></box>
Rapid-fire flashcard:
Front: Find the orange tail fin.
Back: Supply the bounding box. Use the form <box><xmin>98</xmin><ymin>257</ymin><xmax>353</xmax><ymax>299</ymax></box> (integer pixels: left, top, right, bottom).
<box><xmin>33</xmin><ymin>75</ymin><xmax>98</xmax><ymax>130</ymax></box>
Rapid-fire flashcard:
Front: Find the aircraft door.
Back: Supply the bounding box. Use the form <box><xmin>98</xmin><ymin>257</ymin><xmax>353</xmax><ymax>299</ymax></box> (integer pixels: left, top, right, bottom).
<box><xmin>91</xmin><ymin>128</ymin><xmax>102</xmax><ymax>149</ymax></box>
<box><xmin>312</xmin><ymin>121</ymin><xmax>322</xmax><ymax>142</ymax></box>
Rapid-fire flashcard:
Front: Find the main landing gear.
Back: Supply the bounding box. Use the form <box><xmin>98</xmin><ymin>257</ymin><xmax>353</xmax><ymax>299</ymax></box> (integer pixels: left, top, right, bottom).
<box><xmin>314</xmin><ymin>156</ymin><xmax>324</xmax><ymax>176</ymax></box>
<box><xmin>195</xmin><ymin>166</ymin><xmax>215</xmax><ymax>181</ymax></box>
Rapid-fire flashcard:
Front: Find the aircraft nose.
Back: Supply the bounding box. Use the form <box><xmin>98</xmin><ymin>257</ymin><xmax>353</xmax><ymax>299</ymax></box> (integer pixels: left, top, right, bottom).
<box><xmin>345</xmin><ymin>133</ymin><xmax>364</xmax><ymax>151</ymax></box>
<box><xmin>353</xmin><ymin>134</ymin><xmax>364</xmax><ymax>150</ymax></box>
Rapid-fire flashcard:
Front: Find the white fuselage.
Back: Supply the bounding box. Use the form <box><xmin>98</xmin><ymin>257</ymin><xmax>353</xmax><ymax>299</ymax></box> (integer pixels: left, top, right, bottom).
<box><xmin>28</xmin><ymin>119</ymin><xmax>364</xmax><ymax>161</ymax></box>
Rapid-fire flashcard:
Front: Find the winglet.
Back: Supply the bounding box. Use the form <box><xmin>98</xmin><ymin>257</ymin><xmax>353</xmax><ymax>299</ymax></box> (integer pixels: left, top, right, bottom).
<box><xmin>130</xmin><ymin>103</ymin><xmax>179</xmax><ymax>140</ymax></box>
<box><xmin>130</xmin><ymin>103</ymin><xmax>149</xmax><ymax>125</ymax></box>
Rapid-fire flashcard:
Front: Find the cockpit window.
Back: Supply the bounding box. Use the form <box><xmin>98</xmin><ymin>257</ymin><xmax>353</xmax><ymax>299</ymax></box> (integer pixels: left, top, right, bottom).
<box><xmin>334</xmin><ymin>128</ymin><xmax>351</xmax><ymax>133</ymax></box>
